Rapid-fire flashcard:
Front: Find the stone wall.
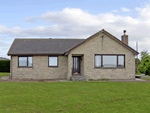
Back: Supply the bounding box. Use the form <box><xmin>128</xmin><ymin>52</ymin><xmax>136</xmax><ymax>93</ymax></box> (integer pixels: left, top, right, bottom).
<box><xmin>11</xmin><ymin>56</ymin><xmax>68</xmax><ymax>79</ymax></box>
<box><xmin>11</xmin><ymin>32</ymin><xmax>136</xmax><ymax>80</ymax></box>
<box><xmin>68</xmin><ymin>32</ymin><xmax>135</xmax><ymax>80</ymax></box>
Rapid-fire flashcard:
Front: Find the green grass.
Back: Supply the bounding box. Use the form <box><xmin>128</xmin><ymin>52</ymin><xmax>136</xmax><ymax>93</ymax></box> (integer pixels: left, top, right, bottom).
<box><xmin>141</xmin><ymin>78</ymin><xmax>150</xmax><ymax>80</ymax></box>
<box><xmin>1</xmin><ymin>82</ymin><xmax>150</xmax><ymax>113</ymax></box>
<box><xmin>0</xmin><ymin>72</ymin><xmax>10</xmax><ymax>77</ymax></box>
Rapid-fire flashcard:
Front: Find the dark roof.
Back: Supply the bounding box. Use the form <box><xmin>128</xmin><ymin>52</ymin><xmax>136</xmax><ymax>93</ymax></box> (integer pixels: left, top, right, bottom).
<box><xmin>8</xmin><ymin>29</ymin><xmax>139</xmax><ymax>56</ymax></box>
<box><xmin>0</xmin><ymin>57</ymin><xmax>9</xmax><ymax>60</ymax></box>
<box><xmin>7</xmin><ymin>39</ymin><xmax>85</xmax><ymax>55</ymax></box>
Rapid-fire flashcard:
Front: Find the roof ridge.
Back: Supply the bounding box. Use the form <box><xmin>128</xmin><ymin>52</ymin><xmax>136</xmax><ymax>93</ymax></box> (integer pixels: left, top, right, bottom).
<box><xmin>52</xmin><ymin>38</ymin><xmax>85</xmax><ymax>40</ymax></box>
<box><xmin>15</xmin><ymin>38</ymin><xmax>85</xmax><ymax>40</ymax></box>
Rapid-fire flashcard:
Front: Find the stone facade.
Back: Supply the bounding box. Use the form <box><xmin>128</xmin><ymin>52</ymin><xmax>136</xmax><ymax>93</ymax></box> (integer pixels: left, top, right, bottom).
<box><xmin>11</xmin><ymin>32</ymin><xmax>136</xmax><ymax>80</ymax></box>
<box><xmin>67</xmin><ymin>32</ymin><xmax>135</xmax><ymax>80</ymax></box>
<box><xmin>11</xmin><ymin>56</ymin><xmax>68</xmax><ymax>79</ymax></box>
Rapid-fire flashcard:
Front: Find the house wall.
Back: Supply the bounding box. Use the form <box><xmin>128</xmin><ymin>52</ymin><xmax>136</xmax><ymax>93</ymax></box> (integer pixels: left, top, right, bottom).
<box><xmin>68</xmin><ymin>32</ymin><xmax>135</xmax><ymax>80</ymax></box>
<box><xmin>11</xmin><ymin>56</ymin><xmax>68</xmax><ymax>79</ymax></box>
<box><xmin>80</xmin><ymin>55</ymin><xmax>84</xmax><ymax>76</ymax></box>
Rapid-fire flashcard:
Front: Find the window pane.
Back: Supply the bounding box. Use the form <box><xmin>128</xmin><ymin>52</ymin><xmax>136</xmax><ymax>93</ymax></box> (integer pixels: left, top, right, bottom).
<box><xmin>118</xmin><ymin>56</ymin><xmax>124</xmax><ymax>67</ymax></box>
<box><xmin>19</xmin><ymin>57</ymin><xmax>27</xmax><ymax>66</ymax></box>
<box><xmin>49</xmin><ymin>57</ymin><xmax>58</xmax><ymax>66</ymax></box>
<box><xmin>28</xmin><ymin>57</ymin><xmax>33</xmax><ymax>67</ymax></box>
<box><xmin>103</xmin><ymin>56</ymin><xmax>117</xmax><ymax>67</ymax></box>
<box><xmin>95</xmin><ymin>55</ymin><xmax>101</xmax><ymax>67</ymax></box>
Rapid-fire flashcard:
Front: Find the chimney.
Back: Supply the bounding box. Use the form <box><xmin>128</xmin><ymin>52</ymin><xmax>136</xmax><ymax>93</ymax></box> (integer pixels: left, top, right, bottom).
<box><xmin>121</xmin><ymin>30</ymin><xmax>128</xmax><ymax>45</ymax></box>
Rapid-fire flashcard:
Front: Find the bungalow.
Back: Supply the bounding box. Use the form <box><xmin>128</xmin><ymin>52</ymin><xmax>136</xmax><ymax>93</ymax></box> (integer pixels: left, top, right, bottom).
<box><xmin>7</xmin><ymin>29</ymin><xmax>139</xmax><ymax>81</ymax></box>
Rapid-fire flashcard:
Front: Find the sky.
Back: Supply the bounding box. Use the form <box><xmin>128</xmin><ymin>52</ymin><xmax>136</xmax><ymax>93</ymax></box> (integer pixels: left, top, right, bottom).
<box><xmin>0</xmin><ymin>0</ymin><xmax>150</xmax><ymax>59</ymax></box>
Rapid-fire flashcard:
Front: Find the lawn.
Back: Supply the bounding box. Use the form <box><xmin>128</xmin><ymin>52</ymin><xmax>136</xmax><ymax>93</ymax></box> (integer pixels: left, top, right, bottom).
<box><xmin>0</xmin><ymin>72</ymin><xmax>10</xmax><ymax>78</ymax></box>
<box><xmin>1</xmin><ymin>82</ymin><xmax>150</xmax><ymax>113</ymax></box>
<box><xmin>141</xmin><ymin>78</ymin><xmax>150</xmax><ymax>80</ymax></box>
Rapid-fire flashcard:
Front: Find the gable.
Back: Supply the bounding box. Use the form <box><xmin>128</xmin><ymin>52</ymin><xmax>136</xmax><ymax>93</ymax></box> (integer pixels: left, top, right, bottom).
<box><xmin>68</xmin><ymin>30</ymin><xmax>138</xmax><ymax>55</ymax></box>
<box><xmin>65</xmin><ymin>29</ymin><xmax>139</xmax><ymax>55</ymax></box>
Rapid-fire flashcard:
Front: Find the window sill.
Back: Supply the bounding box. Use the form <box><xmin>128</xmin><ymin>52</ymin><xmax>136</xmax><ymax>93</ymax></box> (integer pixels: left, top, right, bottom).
<box><xmin>18</xmin><ymin>67</ymin><xmax>33</xmax><ymax>68</ymax></box>
<box><xmin>48</xmin><ymin>66</ymin><xmax>58</xmax><ymax>68</ymax></box>
<box><xmin>95</xmin><ymin>67</ymin><xmax>125</xmax><ymax>69</ymax></box>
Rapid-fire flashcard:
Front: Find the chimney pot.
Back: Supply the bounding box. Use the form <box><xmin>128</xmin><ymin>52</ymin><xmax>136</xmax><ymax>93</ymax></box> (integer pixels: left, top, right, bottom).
<box><xmin>123</xmin><ymin>30</ymin><xmax>126</xmax><ymax>35</ymax></box>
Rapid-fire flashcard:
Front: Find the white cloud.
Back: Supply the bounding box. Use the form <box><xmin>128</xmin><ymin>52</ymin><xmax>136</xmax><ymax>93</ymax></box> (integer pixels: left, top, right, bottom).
<box><xmin>1</xmin><ymin>7</ymin><xmax>144</xmax><ymax>41</ymax></box>
<box><xmin>121</xmin><ymin>7</ymin><xmax>131</xmax><ymax>12</ymax></box>
<box><xmin>1</xmin><ymin>3</ymin><xmax>150</xmax><ymax>58</ymax></box>
<box><xmin>135</xmin><ymin>7</ymin><xmax>142</xmax><ymax>11</ymax></box>
<box><xmin>138</xmin><ymin>5</ymin><xmax>150</xmax><ymax>20</ymax></box>
<box><xmin>0</xmin><ymin>42</ymin><xmax>11</xmax><ymax>59</ymax></box>
<box><xmin>0</xmin><ymin>41</ymin><xmax>11</xmax><ymax>46</ymax></box>
<box><xmin>112</xmin><ymin>9</ymin><xmax>118</xmax><ymax>12</ymax></box>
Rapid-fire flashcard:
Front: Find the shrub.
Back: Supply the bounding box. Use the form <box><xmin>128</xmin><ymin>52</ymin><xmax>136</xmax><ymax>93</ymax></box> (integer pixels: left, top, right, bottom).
<box><xmin>136</xmin><ymin>71</ymin><xmax>141</xmax><ymax>75</ymax></box>
<box><xmin>0</xmin><ymin>60</ymin><xmax>10</xmax><ymax>72</ymax></box>
<box><xmin>100</xmin><ymin>79</ymin><xmax>109</xmax><ymax>81</ymax></box>
<box><xmin>89</xmin><ymin>79</ymin><xmax>93</xmax><ymax>81</ymax></box>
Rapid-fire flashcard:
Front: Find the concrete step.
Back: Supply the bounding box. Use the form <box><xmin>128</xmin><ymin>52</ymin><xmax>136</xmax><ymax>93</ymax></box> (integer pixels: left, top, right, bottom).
<box><xmin>70</xmin><ymin>76</ymin><xmax>86</xmax><ymax>81</ymax></box>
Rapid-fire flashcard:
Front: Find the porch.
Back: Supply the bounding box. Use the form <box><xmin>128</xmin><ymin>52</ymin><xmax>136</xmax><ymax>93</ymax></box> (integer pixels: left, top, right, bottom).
<box><xmin>67</xmin><ymin>54</ymin><xmax>86</xmax><ymax>81</ymax></box>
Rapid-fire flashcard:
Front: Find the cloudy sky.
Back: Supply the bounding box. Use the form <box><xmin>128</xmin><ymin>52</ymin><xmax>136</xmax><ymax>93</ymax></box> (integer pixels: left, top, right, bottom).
<box><xmin>0</xmin><ymin>0</ymin><xmax>150</xmax><ymax>59</ymax></box>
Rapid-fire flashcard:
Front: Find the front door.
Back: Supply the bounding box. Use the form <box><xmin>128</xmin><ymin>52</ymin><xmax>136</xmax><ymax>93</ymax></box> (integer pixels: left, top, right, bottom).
<box><xmin>72</xmin><ymin>57</ymin><xmax>80</xmax><ymax>74</ymax></box>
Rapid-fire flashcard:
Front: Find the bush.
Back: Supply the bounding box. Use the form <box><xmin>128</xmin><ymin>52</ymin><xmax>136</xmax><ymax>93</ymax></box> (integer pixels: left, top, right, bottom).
<box><xmin>89</xmin><ymin>79</ymin><xmax>93</xmax><ymax>81</ymax></box>
<box><xmin>0</xmin><ymin>60</ymin><xmax>10</xmax><ymax>72</ymax></box>
<box><xmin>136</xmin><ymin>71</ymin><xmax>141</xmax><ymax>75</ymax></box>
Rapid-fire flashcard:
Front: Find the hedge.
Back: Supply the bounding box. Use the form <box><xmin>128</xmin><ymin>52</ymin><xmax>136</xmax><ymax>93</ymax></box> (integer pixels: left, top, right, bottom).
<box><xmin>0</xmin><ymin>60</ymin><xmax>10</xmax><ymax>72</ymax></box>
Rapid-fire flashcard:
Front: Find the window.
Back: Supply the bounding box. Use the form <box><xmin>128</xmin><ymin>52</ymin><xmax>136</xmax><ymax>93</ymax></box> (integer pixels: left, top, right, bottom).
<box><xmin>19</xmin><ymin>57</ymin><xmax>27</xmax><ymax>67</ymax></box>
<box><xmin>18</xmin><ymin>56</ymin><xmax>33</xmax><ymax>67</ymax></box>
<box><xmin>28</xmin><ymin>57</ymin><xmax>33</xmax><ymax>67</ymax></box>
<box><xmin>95</xmin><ymin>54</ymin><xmax>125</xmax><ymax>68</ymax></box>
<box><xmin>103</xmin><ymin>55</ymin><xmax>117</xmax><ymax>67</ymax></box>
<box><xmin>118</xmin><ymin>55</ymin><xmax>125</xmax><ymax>67</ymax></box>
<box><xmin>95</xmin><ymin>55</ymin><xmax>101</xmax><ymax>67</ymax></box>
<box><xmin>49</xmin><ymin>56</ymin><xmax>58</xmax><ymax>67</ymax></box>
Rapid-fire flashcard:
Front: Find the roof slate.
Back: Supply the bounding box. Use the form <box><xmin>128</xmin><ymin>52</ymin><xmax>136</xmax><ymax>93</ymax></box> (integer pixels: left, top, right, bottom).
<box><xmin>8</xmin><ymin>39</ymin><xmax>85</xmax><ymax>55</ymax></box>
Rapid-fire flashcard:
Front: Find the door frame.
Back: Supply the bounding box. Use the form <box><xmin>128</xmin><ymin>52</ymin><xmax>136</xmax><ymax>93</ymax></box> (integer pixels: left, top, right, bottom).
<box><xmin>72</xmin><ymin>56</ymin><xmax>81</xmax><ymax>74</ymax></box>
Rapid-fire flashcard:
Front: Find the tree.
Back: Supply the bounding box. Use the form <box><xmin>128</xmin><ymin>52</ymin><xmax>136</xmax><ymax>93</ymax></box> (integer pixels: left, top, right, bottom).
<box><xmin>135</xmin><ymin>58</ymin><xmax>141</xmax><ymax>72</ymax></box>
<box><xmin>138</xmin><ymin>50</ymin><xmax>150</xmax><ymax>75</ymax></box>
<box><xmin>141</xmin><ymin>50</ymin><xmax>149</xmax><ymax>61</ymax></box>
<box><xmin>135</xmin><ymin>58</ymin><xmax>141</xmax><ymax>66</ymax></box>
